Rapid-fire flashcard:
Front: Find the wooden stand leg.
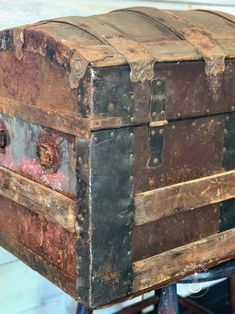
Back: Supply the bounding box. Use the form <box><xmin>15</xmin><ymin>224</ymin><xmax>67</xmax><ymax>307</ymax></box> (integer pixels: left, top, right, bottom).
<box><xmin>76</xmin><ymin>304</ymin><xmax>92</xmax><ymax>314</ymax></box>
<box><xmin>158</xmin><ymin>284</ymin><xmax>179</xmax><ymax>314</ymax></box>
<box><xmin>229</xmin><ymin>275</ymin><xmax>235</xmax><ymax>314</ymax></box>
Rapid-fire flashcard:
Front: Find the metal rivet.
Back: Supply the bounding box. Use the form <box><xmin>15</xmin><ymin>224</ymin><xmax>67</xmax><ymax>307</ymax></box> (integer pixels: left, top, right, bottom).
<box><xmin>110</xmin><ymin>132</ymin><xmax>114</xmax><ymax>137</ymax></box>
<box><xmin>152</xmin><ymin>112</ymin><xmax>157</xmax><ymax>118</ymax></box>
<box><xmin>232</xmin><ymin>106</ymin><xmax>235</xmax><ymax>110</ymax></box>
<box><xmin>156</xmin><ymin>80</ymin><xmax>162</xmax><ymax>87</ymax></box>
<box><xmin>130</xmin><ymin>116</ymin><xmax>134</xmax><ymax>122</ymax></box>
<box><xmin>74</xmin><ymin>60</ymin><xmax>83</xmax><ymax>71</ymax></box>
<box><xmin>223</xmin><ymin>147</ymin><xmax>227</xmax><ymax>153</ymax></box>
<box><xmin>172</xmin><ymin>125</ymin><xmax>176</xmax><ymax>129</ymax></box>
<box><xmin>206</xmin><ymin>109</ymin><xmax>210</xmax><ymax>113</ymax></box>
<box><xmin>107</xmin><ymin>102</ymin><xmax>114</xmax><ymax>112</ymax></box>
<box><xmin>226</xmin><ymin>116</ymin><xmax>230</xmax><ymax>121</ymax></box>
<box><xmin>153</xmin><ymin>158</ymin><xmax>159</xmax><ymax>164</ymax></box>
<box><xmin>130</xmin><ymin>132</ymin><xmax>134</xmax><ymax>137</ymax></box>
<box><xmin>151</xmin><ymin>130</ymin><xmax>156</xmax><ymax>136</ymax></box>
<box><xmin>159</xmin><ymin>128</ymin><xmax>164</xmax><ymax>134</ymax></box>
<box><xmin>129</xmin><ymin>176</ymin><xmax>134</xmax><ymax>182</ymax></box>
<box><xmin>129</xmin><ymin>153</ymin><xmax>134</xmax><ymax>159</ymax></box>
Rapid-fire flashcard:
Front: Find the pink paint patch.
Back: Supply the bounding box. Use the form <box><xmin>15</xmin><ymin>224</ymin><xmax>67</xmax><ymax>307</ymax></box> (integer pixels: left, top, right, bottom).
<box><xmin>21</xmin><ymin>158</ymin><xmax>69</xmax><ymax>191</ymax></box>
<box><xmin>0</xmin><ymin>150</ymin><xmax>69</xmax><ymax>192</ymax></box>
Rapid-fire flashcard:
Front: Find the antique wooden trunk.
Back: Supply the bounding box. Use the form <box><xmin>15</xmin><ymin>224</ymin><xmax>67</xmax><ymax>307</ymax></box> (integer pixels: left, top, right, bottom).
<box><xmin>1</xmin><ymin>7</ymin><xmax>235</xmax><ymax>308</ymax></box>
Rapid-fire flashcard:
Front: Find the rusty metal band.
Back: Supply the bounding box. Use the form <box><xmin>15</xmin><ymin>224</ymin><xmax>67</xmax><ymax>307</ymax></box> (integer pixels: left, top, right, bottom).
<box><xmin>196</xmin><ymin>9</ymin><xmax>235</xmax><ymax>26</ymax></box>
<box><xmin>116</xmin><ymin>7</ymin><xmax>226</xmax><ymax>76</ymax></box>
<box><xmin>54</xmin><ymin>16</ymin><xmax>155</xmax><ymax>82</ymax></box>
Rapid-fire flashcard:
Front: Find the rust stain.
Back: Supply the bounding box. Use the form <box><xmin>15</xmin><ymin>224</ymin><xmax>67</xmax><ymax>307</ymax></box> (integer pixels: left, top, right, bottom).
<box><xmin>181</xmin><ymin>27</ymin><xmax>225</xmax><ymax>76</ymax></box>
<box><xmin>13</xmin><ymin>28</ymin><xmax>25</xmax><ymax>61</ymax></box>
<box><xmin>98</xmin><ymin>265</ymin><xmax>120</xmax><ymax>284</ymax></box>
<box><xmin>37</xmin><ymin>137</ymin><xmax>60</xmax><ymax>173</ymax></box>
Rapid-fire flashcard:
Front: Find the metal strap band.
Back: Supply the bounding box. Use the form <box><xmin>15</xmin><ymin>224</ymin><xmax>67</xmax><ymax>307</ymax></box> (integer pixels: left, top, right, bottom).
<box><xmin>55</xmin><ymin>16</ymin><xmax>155</xmax><ymax>82</ymax></box>
<box><xmin>117</xmin><ymin>7</ymin><xmax>226</xmax><ymax>76</ymax></box>
<box><xmin>196</xmin><ymin>9</ymin><xmax>235</xmax><ymax>26</ymax></box>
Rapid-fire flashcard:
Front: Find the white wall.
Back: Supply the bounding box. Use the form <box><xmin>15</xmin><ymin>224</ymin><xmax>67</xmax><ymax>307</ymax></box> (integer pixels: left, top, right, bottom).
<box><xmin>0</xmin><ymin>0</ymin><xmax>235</xmax><ymax>29</ymax></box>
<box><xmin>0</xmin><ymin>0</ymin><xmax>235</xmax><ymax>313</ymax></box>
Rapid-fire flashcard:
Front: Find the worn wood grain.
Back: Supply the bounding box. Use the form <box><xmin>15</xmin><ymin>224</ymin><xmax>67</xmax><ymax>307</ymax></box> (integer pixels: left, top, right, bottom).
<box><xmin>0</xmin><ymin>97</ymin><xmax>124</xmax><ymax>137</ymax></box>
<box><xmin>133</xmin><ymin>228</ymin><xmax>235</xmax><ymax>292</ymax></box>
<box><xmin>133</xmin><ymin>229</ymin><xmax>235</xmax><ymax>292</ymax></box>
<box><xmin>135</xmin><ymin>169</ymin><xmax>235</xmax><ymax>226</ymax></box>
<box><xmin>0</xmin><ymin>97</ymin><xmax>90</xmax><ymax>138</ymax></box>
<box><xmin>0</xmin><ymin>165</ymin><xmax>76</xmax><ymax>231</ymax></box>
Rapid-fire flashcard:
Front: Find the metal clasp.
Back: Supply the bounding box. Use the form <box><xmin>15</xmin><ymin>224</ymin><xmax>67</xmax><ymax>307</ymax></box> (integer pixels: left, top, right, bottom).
<box><xmin>148</xmin><ymin>79</ymin><xmax>167</xmax><ymax>167</ymax></box>
<box><xmin>150</xmin><ymin>78</ymin><xmax>167</xmax><ymax>124</ymax></box>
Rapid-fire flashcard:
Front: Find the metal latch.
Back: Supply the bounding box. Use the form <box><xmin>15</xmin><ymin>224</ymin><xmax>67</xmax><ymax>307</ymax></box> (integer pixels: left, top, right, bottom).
<box><xmin>149</xmin><ymin>78</ymin><xmax>168</xmax><ymax>126</ymax></box>
<box><xmin>148</xmin><ymin>78</ymin><xmax>167</xmax><ymax>168</ymax></box>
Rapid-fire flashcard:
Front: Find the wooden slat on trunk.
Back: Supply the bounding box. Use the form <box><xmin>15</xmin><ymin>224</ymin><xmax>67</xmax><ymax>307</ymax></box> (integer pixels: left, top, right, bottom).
<box><xmin>0</xmin><ymin>97</ymin><xmax>123</xmax><ymax>137</ymax></box>
<box><xmin>0</xmin><ymin>166</ymin><xmax>76</xmax><ymax>231</ymax></box>
<box><xmin>135</xmin><ymin>169</ymin><xmax>235</xmax><ymax>226</ymax></box>
<box><xmin>133</xmin><ymin>228</ymin><xmax>235</xmax><ymax>292</ymax></box>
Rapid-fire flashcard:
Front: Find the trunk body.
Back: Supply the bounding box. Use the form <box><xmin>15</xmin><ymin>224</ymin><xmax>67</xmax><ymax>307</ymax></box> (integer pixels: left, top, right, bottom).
<box><xmin>0</xmin><ymin>7</ymin><xmax>235</xmax><ymax>308</ymax></box>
